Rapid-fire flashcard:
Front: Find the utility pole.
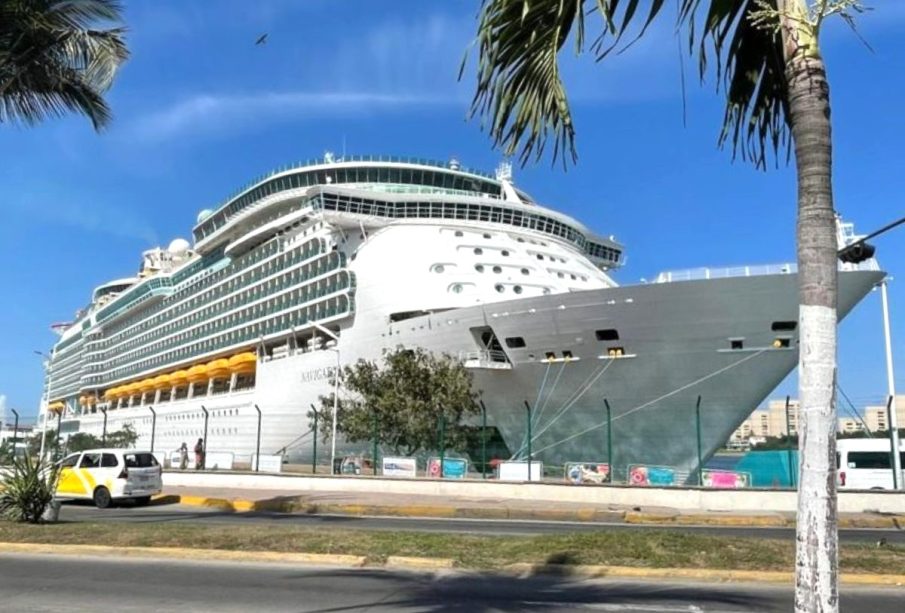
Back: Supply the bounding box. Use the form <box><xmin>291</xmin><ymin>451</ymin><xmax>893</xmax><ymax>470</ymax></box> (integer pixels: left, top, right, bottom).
<box><xmin>879</xmin><ymin>280</ymin><xmax>901</xmax><ymax>489</ymax></box>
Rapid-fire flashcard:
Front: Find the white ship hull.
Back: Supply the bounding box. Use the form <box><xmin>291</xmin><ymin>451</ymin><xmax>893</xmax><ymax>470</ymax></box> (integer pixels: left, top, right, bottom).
<box><xmin>62</xmin><ymin>268</ymin><xmax>882</xmax><ymax>479</ymax></box>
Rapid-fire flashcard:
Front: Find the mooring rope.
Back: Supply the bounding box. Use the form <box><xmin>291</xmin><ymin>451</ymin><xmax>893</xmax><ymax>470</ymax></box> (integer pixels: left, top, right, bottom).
<box><xmin>530</xmin><ymin>348</ymin><xmax>769</xmax><ymax>456</ymax></box>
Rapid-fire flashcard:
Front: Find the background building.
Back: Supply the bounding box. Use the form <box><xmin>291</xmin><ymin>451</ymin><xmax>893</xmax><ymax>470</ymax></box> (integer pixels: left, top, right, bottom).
<box><xmin>864</xmin><ymin>395</ymin><xmax>905</xmax><ymax>432</ymax></box>
<box><xmin>730</xmin><ymin>394</ymin><xmax>903</xmax><ymax>446</ymax></box>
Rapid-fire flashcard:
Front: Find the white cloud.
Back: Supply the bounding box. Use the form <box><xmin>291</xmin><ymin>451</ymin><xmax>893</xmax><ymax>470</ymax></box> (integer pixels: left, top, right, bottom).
<box><xmin>121</xmin><ymin>9</ymin><xmax>682</xmax><ymax>146</ymax></box>
<box><xmin>127</xmin><ymin>90</ymin><xmax>455</xmax><ymax>144</ymax></box>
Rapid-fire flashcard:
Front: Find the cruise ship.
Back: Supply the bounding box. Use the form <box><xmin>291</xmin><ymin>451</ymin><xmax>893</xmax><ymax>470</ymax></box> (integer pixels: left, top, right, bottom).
<box><xmin>37</xmin><ymin>154</ymin><xmax>883</xmax><ymax>480</ymax></box>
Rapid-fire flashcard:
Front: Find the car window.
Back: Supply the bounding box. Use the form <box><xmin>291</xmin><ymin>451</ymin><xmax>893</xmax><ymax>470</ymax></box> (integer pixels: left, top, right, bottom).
<box><xmin>79</xmin><ymin>453</ymin><xmax>101</xmax><ymax>468</ymax></box>
<box><xmin>59</xmin><ymin>454</ymin><xmax>80</xmax><ymax>469</ymax></box>
<box><xmin>124</xmin><ymin>453</ymin><xmax>159</xmax><ymax>468</ymax></box>
<box><xmin>101</xmin><ymin>453</ymin><xmax>119</xmax><ymax>468</ymax></box>
<box><xmin>847</xmin><ymin>451</ymin><xmax>891</xmax><ymax>469</ymax></box>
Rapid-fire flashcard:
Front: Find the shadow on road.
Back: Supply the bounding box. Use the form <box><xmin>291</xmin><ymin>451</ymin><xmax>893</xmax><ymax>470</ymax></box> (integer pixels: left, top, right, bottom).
<box><xmin>280</xmin><ymin>568</ymin><xmax>776</xmax><ymax>612</ymax></box>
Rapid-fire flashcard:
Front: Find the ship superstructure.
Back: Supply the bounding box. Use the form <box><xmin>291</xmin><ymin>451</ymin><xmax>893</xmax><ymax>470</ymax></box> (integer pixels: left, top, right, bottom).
<box><xmin>38</xmin><ymin>155</ymin><xmax>883</xmax><ymax>479</ymax></box>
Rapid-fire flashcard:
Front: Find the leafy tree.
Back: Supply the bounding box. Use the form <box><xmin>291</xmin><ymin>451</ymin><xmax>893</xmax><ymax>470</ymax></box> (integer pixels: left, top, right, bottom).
<box><xmin>464</xmin><ymin>2</ymin><xmax>871</xmax><ymax>608</ymax></box>
<box><xmin>105</xmin><ymin>423</ymin><xmax>138</xmax><ymax>449</ymax></box>
<box><xmin>26</xmin><ymin>430</ymin><xmax>59</xmax><ymax>459</ymax></box>
<box><xmin>0</xmin><ymin>0</ymin><xmax>128</xmax><ymax>130</ymax></box>
<box><xmin>65</xmin><ymin>432</ymin><xmax>103</xmax><ymax>453</ymax></box>
<box><xmin>314</xmin><ymin>347</ymin><xmax>480</xmax><ymax>457</ymax></box>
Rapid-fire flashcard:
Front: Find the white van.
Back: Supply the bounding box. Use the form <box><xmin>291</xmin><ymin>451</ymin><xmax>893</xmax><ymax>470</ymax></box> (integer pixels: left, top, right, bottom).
<box><xmin>56</xmin><ymin>449</ymin><xmax>163</xmax><ymax>508</ymax></box>
<box><xmin>837</xmin><ymin>438</ymin><xmax>905</xmax><ymax>490</ymax></box>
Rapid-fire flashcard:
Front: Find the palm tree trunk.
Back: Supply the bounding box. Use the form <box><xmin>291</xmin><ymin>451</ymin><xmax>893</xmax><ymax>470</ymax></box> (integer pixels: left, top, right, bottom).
<box><xmin>780</xmin><ymin>3</ymin><xmax>839</xmax><ymax>612</ymax></box>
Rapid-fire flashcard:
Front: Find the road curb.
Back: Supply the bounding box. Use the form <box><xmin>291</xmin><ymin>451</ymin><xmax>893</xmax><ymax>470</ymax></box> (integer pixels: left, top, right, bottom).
<box><xmin>161</xmin><ymin>494</ymin><xmax>905</xmax><ymax>529</ymax></box>
<box><xmin>503</xmin><ymin>563</ymin><xmax>905</xmax><ymax>586</ymax></box>
<box><xmin>385</xmin><ymin>556</ymin><xmax>456</xmax><ymax>569</ymax></box>
<box><xmin>2</xmin><ymin>542</ymin><xmax>903</xmax><ymax>586</ymax></box>
<box><xmin>0</xmin><ymin>542</ymin><xmax>366</xmax><ymax>567</ymax></box>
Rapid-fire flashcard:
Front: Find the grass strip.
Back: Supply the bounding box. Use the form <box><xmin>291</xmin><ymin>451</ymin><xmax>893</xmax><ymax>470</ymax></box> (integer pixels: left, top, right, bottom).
<box><xmin>0</xmin><ymin>521</ymin><xmax>902</xmax><ymax>572</ymax></box>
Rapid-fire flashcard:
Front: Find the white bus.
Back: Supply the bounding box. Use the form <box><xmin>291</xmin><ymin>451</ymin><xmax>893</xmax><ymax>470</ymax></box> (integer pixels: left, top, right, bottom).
<box><xmin>837</xmin><ymin>438</ymin><xmax>905</xmax><ymax>490</ymax></box>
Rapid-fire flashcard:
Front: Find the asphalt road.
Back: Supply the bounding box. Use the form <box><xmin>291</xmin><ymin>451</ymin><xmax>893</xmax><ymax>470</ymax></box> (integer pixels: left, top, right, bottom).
<box><xmin>57</xmin><ymin>500</ymin><xmax>905</xmax><ymax>543</ymax></box>
<box><xmin>2</xmin><ymin>552</ymin><xmax>902</xmax><ymax>612</ymax></box>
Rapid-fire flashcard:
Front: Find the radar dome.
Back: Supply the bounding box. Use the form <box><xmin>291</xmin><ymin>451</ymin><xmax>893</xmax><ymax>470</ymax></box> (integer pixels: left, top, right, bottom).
<box><xmin>168</xmin><ymin>238</ymin><xmax>191</xmax><ymax>256</ymax></box>
<box><xmin>196</xmin><ymin>209</ymin><xmax>214</xmax><ymax>223</ymax></box>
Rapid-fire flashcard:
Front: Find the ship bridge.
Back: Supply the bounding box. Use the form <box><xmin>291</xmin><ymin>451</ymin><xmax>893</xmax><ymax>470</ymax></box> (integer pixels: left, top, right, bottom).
<box><xmin>192</xmin><ymin>155</ymin><xmax>624</xmax><ymax>270</ymax></box>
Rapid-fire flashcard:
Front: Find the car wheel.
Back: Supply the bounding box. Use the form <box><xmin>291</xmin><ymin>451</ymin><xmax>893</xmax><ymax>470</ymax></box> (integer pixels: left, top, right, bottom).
<box><xmin>93</xmin><ymin>487</ymin><xmax>112</xmax><ymax>509</ymax></box>
<box><xmin>134</xmin><ymin>496</ymin><xmax>152</xmax><ymax>506</ymax></box>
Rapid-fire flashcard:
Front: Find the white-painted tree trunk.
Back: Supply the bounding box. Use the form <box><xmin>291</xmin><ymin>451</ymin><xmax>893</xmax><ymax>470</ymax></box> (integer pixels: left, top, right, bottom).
<box><xmin>779</xmin><ymin>2</ymin><xmax>840</xmax><ymax>611</ymax></box>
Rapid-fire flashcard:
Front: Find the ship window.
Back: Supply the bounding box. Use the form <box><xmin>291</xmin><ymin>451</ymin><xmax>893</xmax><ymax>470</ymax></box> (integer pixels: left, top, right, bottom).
<box><xmin>451</xmin><ymin>284</ymin><xmax>464</xmax><ymax>294</ymax></box>
<box><xmin>492</xmin><ymin>266</ymin><xmax>502</xmax><ymax>274</ymax></box>
<box><xmin>596</xmin><ymin>329</ymin><xmax>619</xmax><ymax>341</ymax></box>
<box><xmin>494</xmin><ymin>284</ymin><xmax>505</xmax><ymax>293</ymax></box>
<box><xmin>513</xmin><ymin>285</ymin><xmax>523</xmax><ymax>294</ymax></box>
<box><xmin>731</xmin><ymin>339</ymin><xmax>744</xmax><ymax>350</ymax></box>
<box><xmin>432</xmin><ymin>264</ymin><xmax>445</xmax><ymax>274</ymax></box>
<box><xmin>483</xmin><ymin>233</ymin><xmax>491</xmax><ymax>239</ymax></box>
<box><xmin>505</xmin><ymin>337</ymin><xmax>526</xmax><ymax>348</ymax></box>
<box><xmin>521</xmin><ymin>268</ymin><xmax>530</xmax><ymax>275</ymax></box>
<box><xmin>772</xmin><ymin>321</ymin><xmax>797</xmax><ymax>331</ymax></box>
<box><xmin>454</xmin><ymin>230</ymin><xmax>463</xmax><ymax>237</ymax></box>
<box><xmin>475</xmin><ymin>264</ymin><xmax>485</xmax><ymax>273</ymax></box>
<box><xmin>474</xmin><ymin>248</ymin><xmax>483</xmax><ymax>255</ymax></box>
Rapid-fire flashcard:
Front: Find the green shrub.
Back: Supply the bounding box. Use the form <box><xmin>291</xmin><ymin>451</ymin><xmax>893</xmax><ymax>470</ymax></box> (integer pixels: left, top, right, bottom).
<box><xmin>0</xmin><ymin>455</ymin><xmax>60</xmax><ymax>523</ymax></box>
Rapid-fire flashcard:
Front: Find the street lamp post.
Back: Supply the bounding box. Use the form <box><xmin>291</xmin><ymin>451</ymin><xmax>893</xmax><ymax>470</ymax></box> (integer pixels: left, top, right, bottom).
<box><xmin>311</xmin><ymin>323</ymin><xmax>341</xmax><ymax>473</ymax></box>
<box><xmin>11</xmin><ymin>409</ymin><xmax>19</xmax><ymax>457</ymax></box>
<box><xmin>879</xmin><ymin>279</ymin><xmax>902</xmax><ymax>489</ymax></box>
<box><xmin>34</xmin><ymin>350</ymin><xmax>53</xmax><ymax>461</ymax></box>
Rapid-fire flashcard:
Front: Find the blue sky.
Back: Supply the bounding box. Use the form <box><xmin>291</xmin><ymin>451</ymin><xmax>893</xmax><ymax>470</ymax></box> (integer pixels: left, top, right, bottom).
<box><xmin>1</xmin><ymin>0</ymin><xmax>903</xmax><ymax>422</ymax></box>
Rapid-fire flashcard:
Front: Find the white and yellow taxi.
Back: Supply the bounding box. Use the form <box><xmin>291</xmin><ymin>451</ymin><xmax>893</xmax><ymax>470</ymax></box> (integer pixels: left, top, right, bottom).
<box><xmin>56</xmin><ymin>449</ymin><xmax>162</xmax><ymax>508</ymax></box>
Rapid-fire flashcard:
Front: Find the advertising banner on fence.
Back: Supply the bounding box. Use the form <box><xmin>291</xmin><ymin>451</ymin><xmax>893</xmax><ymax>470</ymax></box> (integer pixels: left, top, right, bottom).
<box><xmin>497</xmin><ymin>461</ymin><xmax>543</xmax><ymax>482</ymax></box>
<box><xmin>382</xmin><ymin>456</ymin><xmax>417</xmax><ymax>478</ymax></box>
<box><xmin>628</xmin><ymin>464</ymin><xmax>676</xmax><ymax>486</ymax></box>
<box><xmin>427</xmin><ymin>457</ymin><xmax>468</xmax><ymax>479</ymax></box>
<box><xmin>252</xmin><ymin>454</ymin><xmax>283</xmax><ymax>473</ymax></box>
<box><xmin>565</xmin><ymin>462</ymin><xmax>610</xmax><ymax>484</ymax></box>
<box><xmin>701</xmin><ymin>469</ymin><xmax>751</xmax><ymax>489</ymax></box>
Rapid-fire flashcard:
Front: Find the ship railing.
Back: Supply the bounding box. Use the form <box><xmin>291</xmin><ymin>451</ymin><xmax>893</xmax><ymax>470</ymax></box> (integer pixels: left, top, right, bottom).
<box><xmin>652</xmin><ymin>259</ymin><xmax>879</xmax><ymax>284</ymax></box>
<box><xmin>459</xmin><ymin>350</ymin><xmax>512</xmax><ymax>369</ymax></box>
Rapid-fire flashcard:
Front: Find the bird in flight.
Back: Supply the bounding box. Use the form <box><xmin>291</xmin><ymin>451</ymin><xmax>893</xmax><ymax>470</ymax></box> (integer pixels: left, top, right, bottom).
<box><xmin>255</xmin><ymin>33</ymin><xmax>268</xmax><ymax>46</ymax></box>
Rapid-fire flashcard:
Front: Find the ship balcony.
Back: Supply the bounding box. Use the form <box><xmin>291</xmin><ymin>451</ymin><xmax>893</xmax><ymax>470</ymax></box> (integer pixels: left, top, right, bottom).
<box><xmin>460</xmin><ymin>350</ymin><xmax>512</xmax><ymax>370</ymax></box>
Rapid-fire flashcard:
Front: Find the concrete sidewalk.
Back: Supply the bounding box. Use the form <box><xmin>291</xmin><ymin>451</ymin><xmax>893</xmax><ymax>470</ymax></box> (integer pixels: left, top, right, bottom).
<box><xmin>161</xmin><ymin>485</ymin><xmax>905</xmax><ymax>528</ymax></box>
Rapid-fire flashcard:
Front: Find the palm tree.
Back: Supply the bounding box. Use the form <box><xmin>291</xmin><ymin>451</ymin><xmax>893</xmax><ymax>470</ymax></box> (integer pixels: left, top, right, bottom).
<box><xmin>0</xmin><ymin>0</ymin><xmax>128</xmax><ymax>130</ymax></box>
<box><xmin>466</xmin><ymin>2</ymin><xmax>865</xmax><ymax>611</ymax></box>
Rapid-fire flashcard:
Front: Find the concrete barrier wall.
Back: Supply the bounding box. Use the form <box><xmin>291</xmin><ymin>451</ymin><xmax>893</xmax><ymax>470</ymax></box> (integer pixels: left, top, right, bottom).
<box><xmin>163</xmin><ymin>471</ymin><xmax>905</xmax><ymax>514</ymax></box>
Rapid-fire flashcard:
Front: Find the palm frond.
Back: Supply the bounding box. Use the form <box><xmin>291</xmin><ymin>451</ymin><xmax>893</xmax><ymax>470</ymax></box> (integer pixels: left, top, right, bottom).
<box><xmin>466</xmin><ymin>0</ymin><xmax>585</xmax><ymax>166</ymax></box>
<box><xmin>0</xmin><ymin>0</ymin><xmax>128</xmax><ymax>130</ymax></box>
<box><xmin>466</xmin><ymin>0</ymin><xmax>790</xmax><ymax>169</ymax></box>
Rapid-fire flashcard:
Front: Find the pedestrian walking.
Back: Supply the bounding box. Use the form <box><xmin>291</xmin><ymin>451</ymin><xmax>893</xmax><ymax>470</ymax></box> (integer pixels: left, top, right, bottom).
<box><xmin>194</xmin><ymin>438</ymin><xmax>204</xmax><ymax>470</ymax></box>
<box><xmin>178</xmin><ymin>442</ymin><xmax>189</xmax><ymax>470</ymax></box>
